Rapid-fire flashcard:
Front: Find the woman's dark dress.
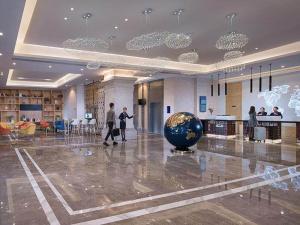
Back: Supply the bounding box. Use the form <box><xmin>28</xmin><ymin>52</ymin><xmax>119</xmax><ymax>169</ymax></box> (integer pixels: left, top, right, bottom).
<box><xmin>119</xmin><ymin>112</ymin><xmax>133</xmax><ymax>129</ymax></box>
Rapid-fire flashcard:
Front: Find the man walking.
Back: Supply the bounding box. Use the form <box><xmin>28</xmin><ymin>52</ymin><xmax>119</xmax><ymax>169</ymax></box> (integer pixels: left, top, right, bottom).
<box><xmin>103</xmin><ymin>102</ymin><xmax>118</xmax><ymax>146</ymax></box>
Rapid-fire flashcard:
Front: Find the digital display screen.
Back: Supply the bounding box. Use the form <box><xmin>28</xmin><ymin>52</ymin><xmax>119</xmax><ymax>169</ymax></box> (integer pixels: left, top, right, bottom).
<box><xmin>85</xmin><ymin>113</ymin><xmax>93</xmax><ymax>119</ymax></box>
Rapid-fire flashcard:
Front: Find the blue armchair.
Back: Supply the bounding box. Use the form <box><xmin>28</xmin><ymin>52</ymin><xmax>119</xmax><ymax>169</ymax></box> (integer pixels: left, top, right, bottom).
<box><xmin>54</xmin><ymin>120</ymin><xmax>65</xmax><ymax>133</ymax></box>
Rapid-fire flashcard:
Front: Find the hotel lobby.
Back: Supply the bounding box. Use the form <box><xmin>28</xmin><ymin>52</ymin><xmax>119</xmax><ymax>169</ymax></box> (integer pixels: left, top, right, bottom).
<box><xmin>0</xmin><ymin>0</ymin><xmax>300</xmax><ymax>225</ymax></box>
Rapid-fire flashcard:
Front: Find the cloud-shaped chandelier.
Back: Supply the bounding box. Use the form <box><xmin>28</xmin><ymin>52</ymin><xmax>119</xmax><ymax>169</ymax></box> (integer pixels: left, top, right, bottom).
<box><xmin>178</xmin><ymin>51</ymin><xmax>199</xmax><ymax>63</ymax></box>
<box><xmin>126</xmin><ymin>31</ymin><xmax>170</xmax><ymax>50</ymax></box>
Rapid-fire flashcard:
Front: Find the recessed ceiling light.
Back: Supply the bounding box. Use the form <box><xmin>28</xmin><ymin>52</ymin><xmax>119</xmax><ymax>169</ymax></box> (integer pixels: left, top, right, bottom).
<box><xmin>255</xmin><ymin>47</ymin><xmax>259</xmax><ymax>50</ymax></box>
<box><xmin>70</xmin><ymin>7</ymin><xmax>74</xmax><ymax>11</ymax></box>
<box><xmin>64</xmin><ymin>17</ymin><xmax>68</xmax><ymax>21</ymax></box>
<box><xmin>85</xmin><ymin>78</ymin><xmax>88</xmax><ymax>81</ymax></box>
<box><xmin>124</xmin><ymin>18</ymin><xmax>129</xmax><ymax>22</ymax></box>
<box><xmin>12</xmin><ymin>62</ymin><xmax>16</xmax><ymax>66</ymax></box>
<box><xmin>48</xmin><ymin>65</ymin><xmax>52</xmax><ymax>68</ymax></box>
<box><xmin>0</xmin><ymin>32</ymin><xmax>3</xmax><ymax>36</ymax></box>
<box><xmin>281</xmin><ymin>65</ymin><xmax>285</xmax><ymax>68</ymax></box>
<box><xmin>114</xmin><ymin>26</ymin><xmax>118</xmax><ymax>29</ymax></box>
<box><xmin>0</xmin><ymin>53</ymin><xmax>2</xmax><ymax>56</ymax></box>
<box><xmin>149</xmin><ymin>74</ymin><xmax>152</xmax><ymax>77</ymax></box>
<box><xmin>80</xmin><ymin>68</ymin><xmax>84</xmax><ymax>71</ymax></box>
<box><xmin>17</xmin><ymin>77</ymin><xmax>26</xmax><ymax>80</ymax></box>
<box><xmin>43</xmin><ymin>78</ymin><xmax>52</xmax><ymax>81</ymax></box>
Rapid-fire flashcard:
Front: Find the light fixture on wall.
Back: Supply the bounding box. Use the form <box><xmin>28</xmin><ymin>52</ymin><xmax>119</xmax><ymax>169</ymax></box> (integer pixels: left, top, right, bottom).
<box><xmin>211</xmin><ymin>75</ymin><xmax>214</xmax><ymax>96</ymax></box>
<box><xmin>218</xmin><ymin>73</ymin><xmax>220</xmax><ymax>96</ymax></box>
<box><xmin>250</xmin><ymin>67</ymin><xmax>253</xmax><ymax>93</ymax></box>
<box><xmin>259</xmin><ymin>65</ymin><xmax>262</xmax><ymax>92</ymax></box>
<box><xmin>224</xmin><ymin>72</ymin><xmax>228</xmax><ymax>95</ymax></box>
<box><xmin>269</xmin><ymin>63</ymin><xmax>272</xmax><ymax>91</ymax></box>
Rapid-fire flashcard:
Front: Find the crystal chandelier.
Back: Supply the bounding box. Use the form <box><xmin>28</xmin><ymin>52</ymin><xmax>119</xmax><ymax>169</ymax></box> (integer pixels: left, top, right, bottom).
<box><xmin>62</xmin><ymin>38</ymin><xmax>109</xmax><ymax>52</ymax></box>
<box><xmin>62</xmin><ymin>13</ymin><xmax>109</xmax><ymax>70</ymax></box>
<box><xmin>216</xmin><ymin>13</ymin><xmax>248</xmax><ymax>50</ymax></box>
<box><xmin>165</xmin><ymin>33</ymin><xmax>192</xmax><ymax>49</ymax></box>
<box><xmin>126</xmin><ymin>31</ymin><xmax>170</xmax><ymax>50</ymax></box>
<box><xmin>178</xmin><ymin>51</ymin><xmax>199</xmax><ymax>63</ymax></box>
<box><xmin>217</xmin><ymin>50</ymin><xmax>245</xmax><ymax>72</ymax></box>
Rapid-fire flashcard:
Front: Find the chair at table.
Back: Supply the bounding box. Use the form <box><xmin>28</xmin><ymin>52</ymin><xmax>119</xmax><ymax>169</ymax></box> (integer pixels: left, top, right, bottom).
<box><xmin>80</xmin><ymin>119</ymin><xmax>89</xmax><ymax>135</ymax></box>
<box><xmin>40</xmin><ymin>120</ymin><xmax>50</xmax><ymax>136</ymax></box>
<box><xmin>88</xmin><ymin>119</ymin><xmax>97</xmax><ymax>134</ymax></box>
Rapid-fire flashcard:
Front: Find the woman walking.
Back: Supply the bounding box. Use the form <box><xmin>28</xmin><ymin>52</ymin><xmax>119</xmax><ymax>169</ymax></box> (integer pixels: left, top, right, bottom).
<box><xmin>248</xmin><ymin>106</ymin><xmax>258</xmax><ymax>141</ymax></box>
<box><xmin>119</xmin><ymin>107</ymin><xmax>134</xmax><ymax>142</ymax></box>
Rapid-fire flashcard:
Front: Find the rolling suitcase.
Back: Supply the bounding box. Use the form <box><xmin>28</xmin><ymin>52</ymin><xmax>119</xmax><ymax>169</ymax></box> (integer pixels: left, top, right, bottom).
<box><xmin>254</xmin><ymin>127</ymin><xmax>266</xmax><ymax>142</ymax></box>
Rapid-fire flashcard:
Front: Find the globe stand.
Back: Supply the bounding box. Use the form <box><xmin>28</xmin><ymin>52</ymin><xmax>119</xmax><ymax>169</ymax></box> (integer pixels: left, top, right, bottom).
<box><xmin>171</xmin><ymin>147</ymin><xmax>194</xmax><ymax>154</ymax></box>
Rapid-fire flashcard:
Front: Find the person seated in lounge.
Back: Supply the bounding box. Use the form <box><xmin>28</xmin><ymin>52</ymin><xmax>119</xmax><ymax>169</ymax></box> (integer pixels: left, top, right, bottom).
<box><xmin>257</xmin><ymin>107</ymin><xmax>267</xmax><ymax>116</ymax></box>
<box><xmin>270</xmin><ymin>106</ymin><xmax>283</xmax><ymax>119</ymax></box>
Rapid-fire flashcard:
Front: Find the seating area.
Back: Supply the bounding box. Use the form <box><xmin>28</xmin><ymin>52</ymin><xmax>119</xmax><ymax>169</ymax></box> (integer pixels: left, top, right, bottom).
<box><xmin>1</xmin><ymin>1</ymin><xmax>300</xmax><ymax>225</ymax></box>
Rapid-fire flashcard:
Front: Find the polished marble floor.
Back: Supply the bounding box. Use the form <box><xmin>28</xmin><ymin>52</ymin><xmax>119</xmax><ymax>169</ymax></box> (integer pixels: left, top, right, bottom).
<box><xmin>0</xmin><ymin>133</ymin><xmax>300</xmax><ymax>225</ymax></box>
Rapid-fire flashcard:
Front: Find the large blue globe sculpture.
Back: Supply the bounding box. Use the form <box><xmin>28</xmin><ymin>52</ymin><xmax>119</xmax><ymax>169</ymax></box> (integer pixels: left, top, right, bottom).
<box><xmin>164</xmin><ymin>112</ymin><xmax>203</xmax><ymax>151</ymax></box>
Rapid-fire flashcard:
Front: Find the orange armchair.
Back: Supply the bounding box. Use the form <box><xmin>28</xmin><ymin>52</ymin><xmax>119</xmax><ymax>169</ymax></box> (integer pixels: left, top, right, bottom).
<box><xmin>0</xmin><ymin>123</ymin><xmax>11</xmax><ymax>135</ymax></box>
<box><xmin>19</xmin><ymin>122</ymin><xmax>36</xmax><ymax>136</ymax></box>
<box><xmin>40</xmin><ymin>120</ymin><xmax>50</xmax><ymax>135</ymax></box>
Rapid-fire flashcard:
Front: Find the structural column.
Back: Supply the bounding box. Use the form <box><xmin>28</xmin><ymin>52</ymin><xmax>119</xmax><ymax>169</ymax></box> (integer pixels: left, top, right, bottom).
<box><xmin>101</xmin><ymin>75</ymin><xmax>137</xmax><ymax>139</ymax></box>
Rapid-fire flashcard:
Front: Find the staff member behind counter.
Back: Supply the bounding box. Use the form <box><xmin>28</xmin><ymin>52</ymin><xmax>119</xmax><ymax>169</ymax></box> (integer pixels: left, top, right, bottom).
<box><xmin>257</xmin><ymin>107</ymin><xmax>267</xmax><ymax>116</ymax></box>
<box><xmin>270</xmin><ymin>106</ymin><xmax>283</xmax><ymax>119</ymax></box>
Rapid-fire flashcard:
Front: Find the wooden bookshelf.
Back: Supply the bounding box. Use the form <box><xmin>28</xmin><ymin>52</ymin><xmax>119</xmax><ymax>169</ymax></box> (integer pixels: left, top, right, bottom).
<box><xmin>0</xmin><ymin>89</ymin><xmax>63</xmax><ymax>122</ymax></box>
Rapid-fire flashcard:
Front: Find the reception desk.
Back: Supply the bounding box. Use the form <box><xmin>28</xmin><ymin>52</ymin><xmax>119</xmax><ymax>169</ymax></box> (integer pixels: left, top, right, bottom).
<box><xmin>243</xmin><ymin>116</ymin><xmax>282</xmax><ymax>140</ymax></box>
<box><xmin>203</xmin><ymin>116</ymin><xmax>236</xmax><ymax>136</ymax></box>
<box><xmin>201</xmin><ymin>116</ymin><xmax>300</xmax><ymax>143</ymax></box>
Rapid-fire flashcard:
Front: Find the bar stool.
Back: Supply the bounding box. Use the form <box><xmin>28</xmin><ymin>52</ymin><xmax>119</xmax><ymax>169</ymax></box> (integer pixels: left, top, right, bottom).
<box><xmin>81</xmin><ymin>119</ymin><xmax>89</xmax><ymax>135</ymax></box>
<box><xmin>71</xmin><ymin>119</ymin><xmax>80</xmax><ymax>135</ymax></box>
<box><xmin>88</xmin><ymin>119</ymin><xmax>97</xmax><ymax>134</ymax></box>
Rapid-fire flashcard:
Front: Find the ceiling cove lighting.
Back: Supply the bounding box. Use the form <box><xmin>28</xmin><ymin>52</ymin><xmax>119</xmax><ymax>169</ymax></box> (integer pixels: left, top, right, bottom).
<box><xmin>224</xmin><ymin>72</ymin><xmax>228</xmax><ymax>95</ymax></box>
<box><xmin>7</xmin><ymin>70</ymin><xmax>82</xmax><ymax>88</ymax></box>
<box><xmin>250</xmin><ymin>67</ymin><xmax>253</xmax><ymax>93</ymax></box>
<box><xmin>218</xmin><ymin>73</ymin><xmax>220</xmax><ymax>96</ymax></box>
<box><xmin>259</xmin><ymin>65</ymin><xmax>262</xmax><ymax>92</ymax></box>
<box><xmin>211</xmin><ymin>75</ymin><xmax>214</xmax><ymax>96</ymax></box>
<box><xmin>269</xmin><ymin>63</ymin><xmax>272</xmax><ymax>91</ymax></box>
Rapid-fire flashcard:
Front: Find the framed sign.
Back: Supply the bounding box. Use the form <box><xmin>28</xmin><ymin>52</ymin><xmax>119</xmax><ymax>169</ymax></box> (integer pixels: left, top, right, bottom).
<box><xmin>199</xmin><ymin>96</ymin><xmax>207</xmax><ymax>112</ymax></box>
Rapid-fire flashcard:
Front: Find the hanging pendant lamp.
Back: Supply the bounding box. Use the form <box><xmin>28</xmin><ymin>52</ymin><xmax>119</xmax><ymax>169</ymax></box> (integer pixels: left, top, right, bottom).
<box><xmin>259</xmin><ymin>65</ymin><xmax>262</xmax><ymax>92</ymax></box>
<box><xmin>218</xmin><ymin>73</ymin><xmax>220</xmax><ymax>96</ymax></box>
<box><xmin>269</xmin><ymin>63</ymin><xmax>272</xmax><ymax>91</ymax></box>
<box><xmin>250</xmin><ymin>67</ymin><xmax>253</xmax><ymax>93</ymax></box>
<box><xmin>224</xmin><ymin>72</ymin><xmax>228</xmax><ymax>95</ymax></box>
<box><xmin>211</xmin><ymin>75</ymin><xmax>214</xmax><ymax>96</ymax></box>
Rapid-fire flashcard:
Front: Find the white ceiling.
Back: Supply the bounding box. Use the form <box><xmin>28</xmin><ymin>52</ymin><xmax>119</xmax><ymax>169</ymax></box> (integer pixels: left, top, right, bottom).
<box><xmin>26</xmin><ymin>0</ymin><xmax>300</xmax><ymax>64</ymax></box>
<box><xmin>1</xmin><ymin>0</ymin><xmax>300</xmax><ymax>88</ymax></box>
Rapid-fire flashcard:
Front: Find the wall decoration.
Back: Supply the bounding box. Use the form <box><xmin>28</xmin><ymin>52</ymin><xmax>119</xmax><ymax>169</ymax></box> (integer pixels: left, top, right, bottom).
<box><xmin>199</xmin><ymin>96</ymin><xmax>207</xmax><ymax>112</ymax></box>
